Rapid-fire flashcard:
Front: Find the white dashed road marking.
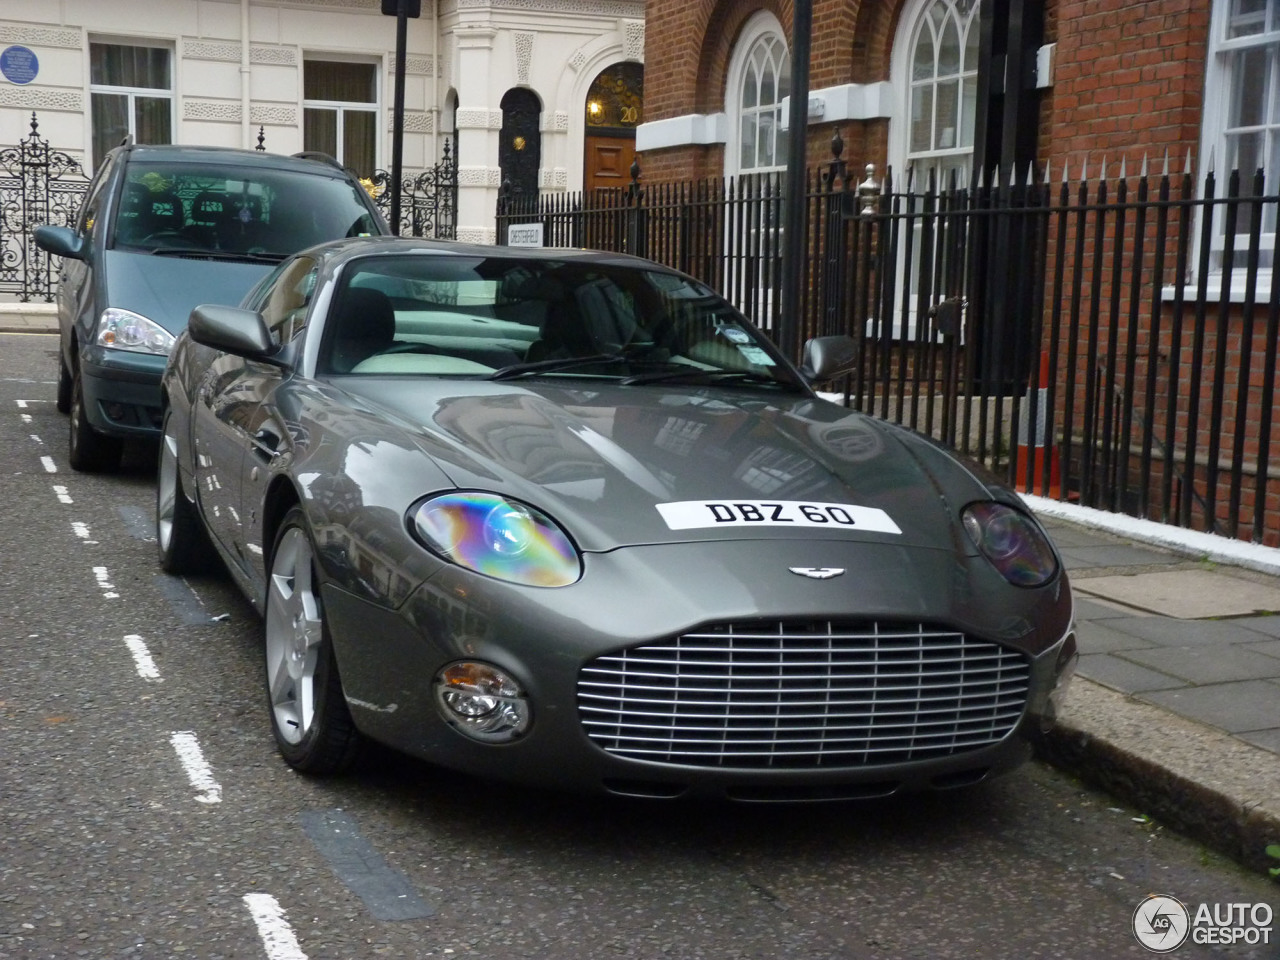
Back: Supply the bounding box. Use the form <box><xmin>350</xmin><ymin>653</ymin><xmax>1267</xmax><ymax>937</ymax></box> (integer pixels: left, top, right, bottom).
<box><xmin>92</xmin><ymin>566</ymin><xmax>119</xmax><ymax>599</ymax></box>
<box><xmin>169</xmin><ymin>732</ymin><xmax>222</xmax><ymax>804</ymax></box>
<box><xmin>52</xmin><ymin>485</ymin><xmax>72</xmax><ymax>504</ymax></box>
<box><xmin>122</xmin><ymin>635</ymin><xmax>162</xmax><ymax>682</ymax></box>
<box><xmin>40</xmin><ymin>456</ymin><xmax>56</xmax><ymax>473</ymax></box>
<box><xmin>242</xmin><ymin>894</ymin><xmax>309</xmax><ymax>960</ymax></box>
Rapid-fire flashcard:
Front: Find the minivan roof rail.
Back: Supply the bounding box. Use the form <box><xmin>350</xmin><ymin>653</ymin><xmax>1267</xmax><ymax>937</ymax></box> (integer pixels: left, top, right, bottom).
<box><xmin>290</xmin><ymin>151</ymin><xmax>344</xmax><ymax>170</ymax></box>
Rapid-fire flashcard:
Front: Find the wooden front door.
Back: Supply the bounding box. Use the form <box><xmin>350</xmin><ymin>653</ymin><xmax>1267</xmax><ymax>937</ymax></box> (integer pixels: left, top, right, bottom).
<box><xmin>585</xmin><ymin>135</ymin><xmax>636</xmax><ymax>193</ymax></box>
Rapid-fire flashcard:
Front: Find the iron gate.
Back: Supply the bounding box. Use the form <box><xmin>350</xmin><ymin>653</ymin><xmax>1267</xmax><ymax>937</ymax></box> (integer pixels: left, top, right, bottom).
<box><xmin>0</xmin><ymin>113</ymin><xmax>90</xmax><ymax>303</ymax></box>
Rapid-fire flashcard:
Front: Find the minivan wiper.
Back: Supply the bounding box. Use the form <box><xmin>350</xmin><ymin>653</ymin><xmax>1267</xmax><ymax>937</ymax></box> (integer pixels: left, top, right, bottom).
<box><xmin>148</xmin><ymin>248</ymin><xmax>286</xmax><ymax>263</ymax></box>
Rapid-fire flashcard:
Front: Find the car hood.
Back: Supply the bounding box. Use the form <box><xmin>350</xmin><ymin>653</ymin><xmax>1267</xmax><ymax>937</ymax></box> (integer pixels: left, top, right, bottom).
<box><xmin>104</xmin><ymin>250</ymin><xmax>274</xmax><ymax>333</ymax></box>
<box><xmin>332</xmin><ymin>379</ymin><xmax>995</xmax><ymax>554</ymax></box>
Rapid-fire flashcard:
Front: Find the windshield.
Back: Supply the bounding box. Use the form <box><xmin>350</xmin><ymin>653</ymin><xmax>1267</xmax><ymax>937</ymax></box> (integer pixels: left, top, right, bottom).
<box><xmin>318</xmin><ymin>253</ymin><xmax>798</xmax><ymax>389</ymax></box>
<box><xmin>111</xmin><ymin>161</ymin><xmax>381</xmax><ymax>258</ymax></box>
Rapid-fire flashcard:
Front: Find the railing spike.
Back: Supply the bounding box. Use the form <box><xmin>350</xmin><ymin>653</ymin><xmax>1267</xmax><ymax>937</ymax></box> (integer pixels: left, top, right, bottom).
<box><xmin>1080</xmin><ymin>157</ymin><xmax>1088</xmax><ymax>182</ymax></box>
<box><xmin>1162</xmin><ymin>148</ymin><xmax>1170</xmax><ymax>177</ymax></box>
<box><xmin>1119</xmin><ymin>155</ymin><xmax>1127</xmax><ymax>180</ymax></box>
<box><xmin>1100</xmin><ymin>155</ymin><xmax>1108</xmax><ymax>181</ymax></box>
<box><xmin>1140</xmin><ymin>152</ymin><xmax>1149</xmax><ymax>178</ymax></box>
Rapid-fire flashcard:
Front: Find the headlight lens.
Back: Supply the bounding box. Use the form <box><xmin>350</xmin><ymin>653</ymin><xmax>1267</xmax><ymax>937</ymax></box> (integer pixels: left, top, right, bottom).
<box><xmin>961</xmin><ymin>501</ymin><xmax>1058</xmax><ymax>587</ymax></box>
<box><xmin>434</xmin><ymin>661</ymin><xmax>531</xmax><ymax>742</ymax></box>
<box><xmin>410</xmin><ymin>491</ymin><xmax>580</xmax><ymax>587</ymax></box>
<box><xmin>95</xmin><ymin>307</ymin><xmax>176</xmax><ymax>356</ymax></box>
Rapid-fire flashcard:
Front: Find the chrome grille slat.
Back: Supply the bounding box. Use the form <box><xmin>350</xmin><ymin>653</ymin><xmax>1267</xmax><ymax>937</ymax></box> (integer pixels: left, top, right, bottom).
<box><xmin>576</xmin><ymin>620</ymin><xmax>1031</xmax><ymax>769</ymax></box>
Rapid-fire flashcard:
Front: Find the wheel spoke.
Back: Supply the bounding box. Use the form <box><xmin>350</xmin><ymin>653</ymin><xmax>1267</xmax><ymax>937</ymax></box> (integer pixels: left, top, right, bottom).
<box><xmin>265</xmin><ymin>523</ymin><xmax>324</xmax><ymax>746</ymax></box>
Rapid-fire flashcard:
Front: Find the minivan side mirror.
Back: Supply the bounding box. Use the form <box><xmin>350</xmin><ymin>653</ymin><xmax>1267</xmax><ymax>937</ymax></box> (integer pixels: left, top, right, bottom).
<box><xmin>799</xmin><ymin>335</ymin><xmax>859</xmax><ymax>383</ymax></box>
<box><xmin>33</xmin><ymin>225</ymin><xmax>87</xmax><ymax>262</ymax></box>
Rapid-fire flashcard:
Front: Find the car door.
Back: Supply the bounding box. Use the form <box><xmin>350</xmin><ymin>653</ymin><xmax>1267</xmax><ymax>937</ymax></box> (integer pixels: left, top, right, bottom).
<box><xmin>192</xmin><ymin>256</ymin><xmax>318</xmax><ymax>579</ymax></box>
<box><xmin>58</xmin><ymin>155</ymin><xmax>115</xmax><ymax>359</ymax></box>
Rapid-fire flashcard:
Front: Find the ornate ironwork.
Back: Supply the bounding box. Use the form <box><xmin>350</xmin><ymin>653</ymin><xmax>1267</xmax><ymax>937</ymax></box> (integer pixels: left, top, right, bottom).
<box><xmin>370</xmin><ymin>136</ymin><xmax>457</xmax><ymax>239</ymax></box>
<box><xmin>0</xmin><ymin>113</ymin><xmax>90</xmax><ymax>302</ymax></box>
<box><xmin>585</xmin><ymin>62</ymin><xmax>643</xmax><ymax>133</ymax></box>
<box><xmin>499</xmin><ymin>88</ymin><xmax>541</xmax><ymax>198</ymax></box>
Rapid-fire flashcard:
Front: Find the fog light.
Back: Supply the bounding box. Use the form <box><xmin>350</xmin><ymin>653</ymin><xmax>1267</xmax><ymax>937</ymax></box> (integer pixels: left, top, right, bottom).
<box><xmin>434</xmin><ymin>661</ymin><xmax>531</xmax><ymax>743</ymax></box>
<box><xmin>1042</xmin><ymin>631</ymin><xmax>1078</xmax><ymax>732</ymax></box>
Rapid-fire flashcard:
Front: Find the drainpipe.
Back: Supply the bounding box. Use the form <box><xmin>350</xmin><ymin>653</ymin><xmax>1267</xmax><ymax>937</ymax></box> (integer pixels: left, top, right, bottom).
<box><xmin>431</xmin><ymin>0</ymin><xmax>439</xmax><ymax>161</ymax></box>
<box><xmin>241</xmin><ymin>0</ymin><xmax>251</xmax><ymax>148</ymax></box>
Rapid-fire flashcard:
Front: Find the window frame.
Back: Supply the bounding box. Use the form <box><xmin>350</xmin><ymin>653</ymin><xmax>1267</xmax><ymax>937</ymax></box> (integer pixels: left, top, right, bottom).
<box><xmin>88</xmin><ymin>39</ymin><xmax>175</xmax><ymax>170</ymax></box>
<box><xmin>724</xmin><ymin>11</ymin><xmax>790</xmax><ymax>179</ymax></box>
<box><xmin>302</xmin><ymin>55</ymin><xmax>383</xmax><ymax>177</ymax></box>
<box><xmin>1199</xmin><ymin>0</ymin><xmax>1280</xmax><ymax>286</ymax></box>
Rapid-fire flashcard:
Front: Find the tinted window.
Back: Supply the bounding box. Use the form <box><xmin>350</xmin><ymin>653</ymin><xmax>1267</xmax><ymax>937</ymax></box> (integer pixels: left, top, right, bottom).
<box><xmin>259</xmin><ymin>257</ymin><xmax>319</xmax><ymax>345</ymax></box>
<box><xmin>319</xmin><ymin>254</ymin><xmax>790</xmax><ymax>382</ymax></box>
<box><xmin>111</xmin><ymin>161</ymin><xmax>380</xmax><ymax>257</ymax></box>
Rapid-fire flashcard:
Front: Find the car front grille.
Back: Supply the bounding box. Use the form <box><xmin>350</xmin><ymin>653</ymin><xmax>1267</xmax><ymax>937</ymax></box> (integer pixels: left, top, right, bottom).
<box><xmin>577</xmin><ymin>621</ymin><xmax>1031</xmax><ymax>769</ymax></box>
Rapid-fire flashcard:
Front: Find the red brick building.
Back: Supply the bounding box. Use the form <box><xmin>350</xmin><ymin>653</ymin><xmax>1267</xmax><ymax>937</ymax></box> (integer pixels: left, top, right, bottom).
<box><xmin>638</xmin><ymin>1</ymin><xmax>1230</xmax><ymax>199</ymax></box>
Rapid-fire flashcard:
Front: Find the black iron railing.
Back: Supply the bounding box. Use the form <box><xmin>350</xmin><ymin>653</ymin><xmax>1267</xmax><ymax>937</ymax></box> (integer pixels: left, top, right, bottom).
<box><xmin>0</xmin><ymin>113</ymin><xmax>90</xmax><ymax>302</ymax></box>
<box><xmin>497</xmin><ymin>136</ymin><xmax>1280</xmax><ymax>546</ymax></box>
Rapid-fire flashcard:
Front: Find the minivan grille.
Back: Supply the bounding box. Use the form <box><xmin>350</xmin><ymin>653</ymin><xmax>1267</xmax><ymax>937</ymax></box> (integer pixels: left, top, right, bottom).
<box><xmin>577</xmin><ymin>621</ymin><xmax>1031</xmax><ymax>768</ymax></box>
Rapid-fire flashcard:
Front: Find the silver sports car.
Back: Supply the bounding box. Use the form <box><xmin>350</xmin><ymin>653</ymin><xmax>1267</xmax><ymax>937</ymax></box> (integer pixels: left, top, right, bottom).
<box><xmin>157</xmin><ymin>236</ymin><xmax>1076</xmax><ymax>801</ymax></box>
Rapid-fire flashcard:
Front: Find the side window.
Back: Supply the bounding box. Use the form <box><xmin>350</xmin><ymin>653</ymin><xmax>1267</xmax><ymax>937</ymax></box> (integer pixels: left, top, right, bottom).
<box><xmin>259</xmin><ymin>257</ymin><xmax>319</xmax><ymax>344</ymax></box>
<box><xmin>78</xmin><ymin>157</ymin><xmax>115</xmax><ymax>238</ymax></box>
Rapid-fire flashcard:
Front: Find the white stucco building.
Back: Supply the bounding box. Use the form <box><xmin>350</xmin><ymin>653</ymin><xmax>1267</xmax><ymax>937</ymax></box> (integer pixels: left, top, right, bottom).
<box><xmin>0</xmin><ymin>0</ymin><xmax>645</xmax><ymax>243</ymax></box>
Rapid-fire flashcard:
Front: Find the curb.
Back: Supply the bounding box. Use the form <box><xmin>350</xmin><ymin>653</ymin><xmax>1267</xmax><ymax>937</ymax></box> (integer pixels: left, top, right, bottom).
<box><xmin>1036</xmin><ymin>677</ymin><xmax>1280</xmax><ymax>875</ymax></box>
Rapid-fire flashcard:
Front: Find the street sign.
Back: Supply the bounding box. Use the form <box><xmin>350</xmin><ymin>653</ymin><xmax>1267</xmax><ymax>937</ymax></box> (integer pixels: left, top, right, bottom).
<box><xmin>381</xmin><ymin>0</ymin><xmax>421</xmax><ymax>16</ymax></box>
<box><xmin>507</xmin><ymin>223</ymin><xmax>544</xmax><ymax>247</ymax></box>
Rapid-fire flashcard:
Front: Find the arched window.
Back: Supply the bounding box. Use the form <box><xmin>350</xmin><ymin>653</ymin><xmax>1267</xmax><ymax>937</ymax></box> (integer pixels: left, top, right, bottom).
<box><xmin>903</xmin><ymin>0</ymin><xmax>980</xmax><ymax>188</ymax></box>
<box><xmin>726</xmin><ymin>13</ymin><xmax>790</xmax><ymax>177</ymax></box>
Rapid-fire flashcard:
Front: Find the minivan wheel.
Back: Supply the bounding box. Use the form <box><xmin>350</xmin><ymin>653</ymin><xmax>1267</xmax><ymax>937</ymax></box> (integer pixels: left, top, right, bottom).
<box><xmin>55</xmin><ymin>356</ymin><xmax>72</xmax><ymax>414</ymax></box>
<box><xmin>68</xmin><ymin>366</ymin><xmax>123</xmax><ymax>472</ymax></box>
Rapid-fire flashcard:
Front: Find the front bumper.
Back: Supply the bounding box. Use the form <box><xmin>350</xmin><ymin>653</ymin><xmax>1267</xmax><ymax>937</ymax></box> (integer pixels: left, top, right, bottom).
<box><xmin>322</xmin><ymin>538</ymin><xmax>1075</xmax><ymax>800</ymax></box>
<box><xmin>79</xmin><ymin>345</ymin><xmax>167</xmax><ymax>438</ymax></box>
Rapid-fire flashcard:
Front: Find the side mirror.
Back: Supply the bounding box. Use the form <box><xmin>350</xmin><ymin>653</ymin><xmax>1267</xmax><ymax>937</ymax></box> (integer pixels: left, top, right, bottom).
<box><xmin>799</xmin><ymin>335</ymin><xmax>859</xmax><ymax>383</ymax></box>
<box><xmin>33</xmin><ymin>225</ymin><xmax>87</xmax><ymax>262</ymax></box>
<box><xmin>188</xmin><ymin>304</ymin><xmax>277</xmax><ymax>360</ymax></box>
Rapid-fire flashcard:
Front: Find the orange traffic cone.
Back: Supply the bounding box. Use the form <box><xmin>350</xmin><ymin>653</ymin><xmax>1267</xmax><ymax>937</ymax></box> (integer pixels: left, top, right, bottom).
<box><xmin>1014</xmin><ymin>351</ymin><xmax>1061</xmax><ymax>497</ymax></box>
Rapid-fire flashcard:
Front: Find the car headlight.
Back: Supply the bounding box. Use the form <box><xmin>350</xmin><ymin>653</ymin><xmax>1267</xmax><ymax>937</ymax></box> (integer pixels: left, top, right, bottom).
<box><xmin>410</xmin><ymin>491</ymin><xmax>580</xmax><ymax>587</ymax></box>
<box><xmin>434</xmin><ymin>661</ymin><xmax>531</xmax><ymax>742</ymax></box>
<box><xmin>961</xmin><ymin>501</ymin><xmax>1059</xmax><ymax>587</ymax></box>
<box><xmin>95</xmin><ymin>307</ymin><xmax>176</xmax><ymax>356</ymax></box>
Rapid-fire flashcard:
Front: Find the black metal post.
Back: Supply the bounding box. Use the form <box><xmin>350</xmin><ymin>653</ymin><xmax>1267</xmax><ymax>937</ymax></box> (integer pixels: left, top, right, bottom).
<box><xmin>390</xmin><ymin>0</ymin><xmax>410</xmax><ymax>233</ymax></box>
<box><xmin>779</xmin><ymin>0</ymin><xmax>812</xmax><ymax>360</ymax></box>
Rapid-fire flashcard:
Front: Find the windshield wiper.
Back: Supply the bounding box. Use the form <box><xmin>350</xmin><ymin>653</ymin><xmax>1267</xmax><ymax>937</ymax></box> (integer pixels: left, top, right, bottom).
<box><xmin>148</xmin><ymin>248</ymin><xmax>286</xmax><ymax>263</ymax></box>
<box><xmin>487</xmin><ymin>352</ymin><xmax>631</xmax><ymax>381</ymax></box>
<box><xmin>618</xmin><ymin>368</ymin><xmax>790</xmax><ymax>388</ymax></box>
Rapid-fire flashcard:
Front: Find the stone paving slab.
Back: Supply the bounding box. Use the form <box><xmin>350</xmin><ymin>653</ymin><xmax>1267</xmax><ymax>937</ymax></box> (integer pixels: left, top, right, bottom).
<box><xmin>1140</xmin><ymin>680</ymin><xmax>1280</xmax><ymax>735</ymax></box>
<box><xmin>1117</xmin><ymin>643</ymin><xmax>1280</xmax><ymax>684</ymax></box>
<box><xmin>1074</xmin><ymin>619</ymin><xmax>1157</xmax><ymax>654</ymax></box>
<box><xmin>1082</xmin><ymin>614</ymin><xmax>1277</xmax><ymax>647</ymax></box>
<box><xmin>1058</xmin><ymin>544</ymin><xmax>1185</xmax><ymax>570</ymax></box>
<box><xmin>1072</xmin><ymin>568</ymin><xmax>1280</xmax><ymax>618</ymax></box>
<box><xmin>1076</xmin><ymin>653</ymin><xmax>1187</xmax><ymax>693</ymax></box>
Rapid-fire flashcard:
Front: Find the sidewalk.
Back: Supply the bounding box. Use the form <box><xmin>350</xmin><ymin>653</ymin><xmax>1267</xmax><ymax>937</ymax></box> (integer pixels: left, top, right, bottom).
<box><xmin>0</xmin><ymin>301</ymin><xmax>58</xmax><ymax>333</ymax></box>
<box><xmin>4</xmin><ymin>302</ymin><xmax>1279</xmax><ymax>875</ymax></box>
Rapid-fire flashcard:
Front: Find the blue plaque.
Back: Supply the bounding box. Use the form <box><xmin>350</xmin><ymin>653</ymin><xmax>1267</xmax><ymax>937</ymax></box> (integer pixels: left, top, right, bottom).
<box><xmin>1</xmin><ymin>46</ymin><xmax>39</xmax><ymax>86</ymax></box>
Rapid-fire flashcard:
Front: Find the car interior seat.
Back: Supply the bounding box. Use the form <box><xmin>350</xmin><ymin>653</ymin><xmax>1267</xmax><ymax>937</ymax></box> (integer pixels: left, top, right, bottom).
<box><xmin>115</xmin><ymin>184</ymin><xmax>185</xmax><ymax>246</ymax></box>
<box><xmin>328</xmin><ymin>287</ymin><xmax>397</xmax><ymax>373</ymax></box>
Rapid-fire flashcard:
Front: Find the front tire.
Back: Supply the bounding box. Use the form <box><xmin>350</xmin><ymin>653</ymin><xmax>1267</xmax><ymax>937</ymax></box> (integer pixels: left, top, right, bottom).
<box><xmin>264</xmin><ymin>506</ymin><xmax>363</xmax><ymax>774</ymax></box>
<box><xmin>55</xmin><ymin>355</ymin><xmax>72</xmax><ymax>414</ymax></box>
<box><xmin>156</xmin><ymin>408</ymin><xmax>217</xmax><ymax>574</ymax></box>
<box><xmin>68</xmin><ymin>366</ymin><xmax>122</xmax><ymax>472</ymax></box>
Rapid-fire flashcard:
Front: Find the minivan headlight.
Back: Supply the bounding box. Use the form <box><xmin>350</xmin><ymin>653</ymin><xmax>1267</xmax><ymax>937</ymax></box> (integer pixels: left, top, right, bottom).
<box><xmin>96</xmin><ymin>308</ymin><xmax>176</xmax><ymax>356</ymax></box>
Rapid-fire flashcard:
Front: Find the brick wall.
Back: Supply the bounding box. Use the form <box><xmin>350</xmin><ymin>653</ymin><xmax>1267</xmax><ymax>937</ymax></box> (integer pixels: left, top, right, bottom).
<box><xmin>1048</xmin><ymin>0</ymin><xmax>1210</xmax><ymax>176</ymax></box>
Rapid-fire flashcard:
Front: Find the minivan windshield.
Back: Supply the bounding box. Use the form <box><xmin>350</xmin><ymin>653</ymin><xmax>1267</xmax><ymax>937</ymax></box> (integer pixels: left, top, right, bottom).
<box><xmin>111</xmin><ymin>162</ymin><xmax>381</xmax><ymax>259</ymax></box>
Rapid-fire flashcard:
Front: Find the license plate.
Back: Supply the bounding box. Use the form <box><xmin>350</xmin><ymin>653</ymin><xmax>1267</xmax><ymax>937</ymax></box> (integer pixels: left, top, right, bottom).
<box><xmin>655</xmin><ymin>499</ymin><xmax>902</xmax><ymax>535</ymax></box>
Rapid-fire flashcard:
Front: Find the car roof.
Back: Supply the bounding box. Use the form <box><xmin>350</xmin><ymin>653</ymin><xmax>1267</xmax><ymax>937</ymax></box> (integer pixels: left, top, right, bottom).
<box><xmin>115</xmin><ymin>143</ymin><xmax>351</xmax><ymax>178</ymax></box>
<box><xmin>312</xmin><ymin>235</ymin><xmax>682</xmax><ymax>273</ymax></box>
